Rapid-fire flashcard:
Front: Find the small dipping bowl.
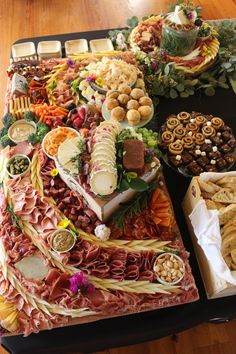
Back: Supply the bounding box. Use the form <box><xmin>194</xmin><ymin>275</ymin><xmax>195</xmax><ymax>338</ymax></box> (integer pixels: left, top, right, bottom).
<box><xmin>154</xmin><ymin>252</ymin><xmax>185</xmax><ymax>286</ymax></box>
<box><xmin>8</xmin><ymin>119</ymin><xmax>36</xmax><ymax>144</ymax></box>
<box><xmin>7</xmin><ymin>154</ymin><xmax>31</xmax><ymax>178</ymax></box>
<box><xmin>50</xmin><ymin>229</ymin><xmax>76</xmax><ymax>253</ymax></box>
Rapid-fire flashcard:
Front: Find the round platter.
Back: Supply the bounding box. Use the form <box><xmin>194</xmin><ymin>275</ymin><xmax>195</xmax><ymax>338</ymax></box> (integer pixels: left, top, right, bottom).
<box><xmin>102</xmin><ymin>103</ymin><xmax>154</xmax><ymax>129</ymax></box>
<box><xmin>159</xmin><ymin>113</ymin><xmax>236</xmax><ymax>177</ymax></box>
<box><xmin>129</xmin><ymin>15</ymin><xmax>220</xmax><ymax>75</ymax></box>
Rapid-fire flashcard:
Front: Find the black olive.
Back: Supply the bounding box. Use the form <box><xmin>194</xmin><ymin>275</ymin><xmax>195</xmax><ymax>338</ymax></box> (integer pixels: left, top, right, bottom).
<box><xmin>67</xmin><ymin>103</ymin><xmax>77</xmax><ymax>111</ymax></box>
<box><xmin>195</xmin><ymin>18</ymin><xmax>203</xmax><ymax>26</ymax></box>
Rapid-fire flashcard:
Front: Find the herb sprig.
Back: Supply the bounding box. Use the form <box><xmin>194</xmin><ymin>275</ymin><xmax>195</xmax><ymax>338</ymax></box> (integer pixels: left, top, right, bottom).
<box><xmin>5</xmin><ymin>204</ymin><xmax>21</xmax><ymax>229</ymax></box>
<box><xmin>111</xmin><ymin>181</ymin><xmax>158</xmax><ymax>229</ymax></box>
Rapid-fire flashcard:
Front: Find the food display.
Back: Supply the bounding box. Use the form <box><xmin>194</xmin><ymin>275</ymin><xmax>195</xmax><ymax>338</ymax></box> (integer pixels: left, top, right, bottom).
<box><xmin>159</xmin><ymin>111</ymin><xmax>236</xmax><ymax>176</ymax></box>
<box><xmin>0</xmin><ymin>47</ymin><xmax>200</xmax><ymax>336</ymax></box>
<box><xmin>183</xmin><ymin>173</ymin><xmax>236</xmax><ymax>299</ymax></box>
<box><xmin>129</xmin><ymin>5</ymin><xmax>219</xmax><ymax>75</ymax></box>
<box><xmin>1</xmin><ymin>0</ymin><xmax>235</xmax><ymax>338</ymax></box>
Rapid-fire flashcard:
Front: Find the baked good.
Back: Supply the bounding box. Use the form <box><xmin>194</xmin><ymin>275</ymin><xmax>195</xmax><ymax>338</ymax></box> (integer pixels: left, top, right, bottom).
<box><xmin>126</xmin><ymin>109</ymin><xmax>141</xmax><ymax>125</ymax></box>
<box><xmin>118</xmin><ymin>94</ymin><xmax>130</xmax><ymax>105</ymax></box>
<box><xmin>130</xmin><ymin>88</ymin><xmax>145</xmax><ymax>100</ymax></box>
<box><xmin>118</xmin><ymin>84</ymin><xmax>132</xmax><ymax>95</ymax></box>
<box><xmin>138</xmin><ymin>105</ymin><xmax>152</xmax><ymax>120</ymax></box>
<box><xmin>139</xmin><ymin>96</ymin><xmax>152</xmax><ymax>107</ymax></box>
<box><xmin>127</xmin><ymin>99</ymin><xmax>139</xmax><ymax>110</ymax></box>
<box><xmin>111</xmin><ymin>106</ymin><xmax>126</xmax><ymax>122</ymax></box>
<box><xmin>106</xmin><ymin>98</ymin><xmax>119</xmax><ymax>111</ymax></box>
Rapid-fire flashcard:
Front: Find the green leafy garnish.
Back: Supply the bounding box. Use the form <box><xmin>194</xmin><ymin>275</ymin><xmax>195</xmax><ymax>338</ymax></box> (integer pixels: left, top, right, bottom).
<box><xmin>111</xmin><ymin>181</ymin><xmax>158</xmax><ymax>229</ymax></box>
<box><xmin>70</xmin><ymin>139</ymin><xmax>85</xmax><ymax>173</ymax></box>
<box><xmin>5</xmin><ymin>204</ymin><xmax>21</xmax><ymax>229</ymax></box>
<box><xmin>2</xmin><ymin>113</ymin><xmax>15</xmax><ymax>129</ymax></box>
<box><xmin>47</xmin><ymin>81</ymin><xmax>57</xmax><ymax>91</ymax></box>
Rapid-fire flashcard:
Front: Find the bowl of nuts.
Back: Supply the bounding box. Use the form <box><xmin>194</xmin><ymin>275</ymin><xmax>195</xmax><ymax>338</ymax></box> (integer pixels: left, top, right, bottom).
<box><xmin>154</xmin><ymin>252</ymin><xmax>185</xmax><ymax>286</ymax></box>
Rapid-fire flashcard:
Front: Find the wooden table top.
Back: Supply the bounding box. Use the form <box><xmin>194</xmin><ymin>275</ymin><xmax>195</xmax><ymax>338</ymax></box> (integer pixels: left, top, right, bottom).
<box><xmin>0</xmin><ymin>0</ymin><xmax>236</xmax><ymax>115</ymax></box>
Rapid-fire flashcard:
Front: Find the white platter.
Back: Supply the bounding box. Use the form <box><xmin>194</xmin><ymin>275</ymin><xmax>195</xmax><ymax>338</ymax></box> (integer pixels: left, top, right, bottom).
<box><xmin>102</xmin><ymin>103</ymin><xmax>154</xmax><ymax>129</ymax></box>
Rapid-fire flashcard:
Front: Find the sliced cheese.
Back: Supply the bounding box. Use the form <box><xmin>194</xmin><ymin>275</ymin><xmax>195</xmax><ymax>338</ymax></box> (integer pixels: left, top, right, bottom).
<box><xmin>90</xmin><ymin>170</ymin><xmax>117</xmax><ymax>195</ymax></box>
<box><xmin>15</xmin><ymin>255</ymin><xmax>50</xmax><ymax>280</ymax></box>
<box><xmin>90</xmin><ymin>153</ymin><xmax>116</xmax><ymax>165</ymax></box>
<box><xmin>57</xmin><ymin>136</ymin><xmax>83</xmax><ymax>167</ymax></box>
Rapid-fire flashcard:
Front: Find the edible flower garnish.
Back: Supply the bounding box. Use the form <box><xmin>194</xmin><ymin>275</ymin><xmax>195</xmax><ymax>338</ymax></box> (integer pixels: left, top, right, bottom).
<box><xmin>57</xmin><ymin>218</ymin><xmax>70</xmax><ymax>229</ymax></box>
<box><xmin>201</xmin><ymin>45</ymin><xmax>212</xmax><ymax>57</ymax></box>
<box><xmin>86</xmin><ymin>75</ymin><xmax>96</xmax><ymax>82</ymax></box>
<box><xmin>50</xmin><ymin>168</ymin><xmax>59</xmax><ymax>177</ymax></box>
<box><xmin>69</xmin><ymin>272</ymin><xmax>95</xmax><ymax>295</ymax></box>
<box><xmin>66</xmin><ymin>58</ymin><xmax>75</xmax><ymax>68</ymax></box>
<box><xmin>95</xmin><ymin>78</ymin><xmax>104</xmax><ymax>87</ymax></box>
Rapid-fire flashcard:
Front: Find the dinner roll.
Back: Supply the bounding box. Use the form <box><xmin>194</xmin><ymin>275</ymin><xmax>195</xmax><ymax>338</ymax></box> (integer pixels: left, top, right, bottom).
<box><xmin>106</xmin><ymin>90</ymin><xmax>120</xmax><ymax>99</ymax></box>
<box><xmin>127</xmin><ymin>99</ymin><xmax>139</xmax><ymax>110</ymax></box>
<box><xmin>106</xmin><ymin>98</ymin><xmax>119</xmax><ymax>111</ymax></box>
<box><xmin>139</xmin><ymin>96</ymin><xmax>152</xmax><ymax>107</ymax></box>
<box><xmin>111</xmin><ymin>106</ymin><xmax>126</xmax><ymax>122</ymax></box>
<box><xmin>138</xmin><ymin>106</ymin><xmax>152</xmax><ymax>120</ymax></box>
<box><xmin>118</xmin><ymin>84</ymin><xmax>132</xmax><ymax>95</ymax></box>
<box><xmin>127</xmin><ymin>109</ymin><xmax>141</xmax><ymax>125</ymax></box>
<box><xmin>118</xmin><ymin>94</ymin><xmax>130</xmax><ymax>105</ymax></box>
<box><xmin>130</xmin><ymin>88</ymin><xmax>145</xmax><ymax>100</ymax></box>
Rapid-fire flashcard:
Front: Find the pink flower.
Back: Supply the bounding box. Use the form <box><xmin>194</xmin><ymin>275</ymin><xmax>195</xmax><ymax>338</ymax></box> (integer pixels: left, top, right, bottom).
<box><xmin>68</xmin><ymin>272</ymin><xmax>95</xmax><ymax>295</ymax></box>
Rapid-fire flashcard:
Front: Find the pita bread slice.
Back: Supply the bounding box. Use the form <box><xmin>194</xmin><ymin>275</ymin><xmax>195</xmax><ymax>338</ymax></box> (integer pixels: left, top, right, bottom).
<box><xmin>212</xmin><ymin>189</ymin><xmax>236</xmax><ymax>203</ymax></box>
<box><xmin>219</xmin><ymin>204</ymin><xmax>236</xmax><ymax>225</ymax></box>
<box><xmin>198</xmin><ymin>179</ymin><xmax>221</xmax><ymax>193</ymax></box>
<box><xmin>217</xmin><ymin>176</ymin><xmax>236</xmax><ymax>186</ymax></box>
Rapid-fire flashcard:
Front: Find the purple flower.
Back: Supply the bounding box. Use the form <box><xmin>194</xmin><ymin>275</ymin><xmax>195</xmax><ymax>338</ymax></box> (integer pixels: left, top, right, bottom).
<box><xmin>151</xmin><ymin>61</ymin><xmax>158</xmax><ymax>72</ymax></box>
<box><xmin>87</xmin><ymin>283</ymin><xmax>95</xmax><ymax>294</ymax></box>
<box><xmin>86</xmin><ymin>76</ymin><xmax>95</xmax><ymax>82</ymax></box>
<box><xmin>160</xmin><ymin>49</ymin><xmax>168</xmax><ymax>61</ymax></box>
<box><xmin>66</xmin><ymin>58</ymin><xmax>75</xmax><ymax>68</ymax></box>
<box><xmin>101</xmin><ymin>97</ymin><xmax>105</xmax><ymax>104</ymax></box>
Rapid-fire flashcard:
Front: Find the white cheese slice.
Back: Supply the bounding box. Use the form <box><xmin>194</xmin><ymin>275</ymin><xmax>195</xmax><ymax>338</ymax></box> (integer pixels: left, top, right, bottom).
<box><xmin>93</xmin><ymin>141</ymin><xmax>116</xmax><ymax>153</ymax></box>
<box><xmin>15</xmin><ymin>255</ymin><xmax>50</xmax><ymax>280</ymax></box>
<box><xmin>91</xmin><ymin>163</ymin><xmax>117</xmax><ymax>174</ymax></box>
<box><xmin>90</xmin><ymin>153</ymin><xmax>116</xmax><ymax>165</ymax></box>
<box><xmin>57</xmin><ymin>136</ymin><xmax>83</xmax><ymax>167</ymax></box>
<box><xmin>90</xmin><ymin>170</ymin><xmax>117</xmax><ymax>195</ymax></box>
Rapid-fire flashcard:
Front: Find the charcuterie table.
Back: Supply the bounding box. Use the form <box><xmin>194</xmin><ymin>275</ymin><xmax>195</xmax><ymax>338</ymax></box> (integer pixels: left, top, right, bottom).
<box><xmin>1</xmin><ymin>6</ymin><xmax>236</xmax><ymax>354</ymax></box>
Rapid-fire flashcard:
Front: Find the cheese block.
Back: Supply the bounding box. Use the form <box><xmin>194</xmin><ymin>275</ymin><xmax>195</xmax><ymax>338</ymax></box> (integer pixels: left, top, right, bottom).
<box><xmin>56</xmin><ymin>158</ymin><xmax>160</xmax><ymax>221</ymax></box>
<box><xmin>15</xmin><ymin>255</ymin><xmax>50</xmax><ymax>280</ymax></box>
<box><xmin>11</xmin><ymin>72</ymin><xmax>28</xmax><ymax>97</ymax></box>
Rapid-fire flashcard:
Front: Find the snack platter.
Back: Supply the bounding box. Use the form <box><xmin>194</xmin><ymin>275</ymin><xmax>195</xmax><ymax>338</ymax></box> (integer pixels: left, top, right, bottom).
<box><xmin>0</xmin><ymin>3</ymin><xmax>236</xmax><ymax>339</ymax></box>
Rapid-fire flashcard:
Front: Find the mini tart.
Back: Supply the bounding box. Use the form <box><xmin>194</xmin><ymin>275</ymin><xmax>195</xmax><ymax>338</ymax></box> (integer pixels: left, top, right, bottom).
<box><xmin>166</xmin><ymin>116</ymin><xmax>180</xmax><ymax>130</ymax></box>
<box><xmin>173</xmin><ymin>125</ymin><xmax>186</xmax><ymax>139</ymax></box>
<box><xmin>211</xmin><ymin>117</ymin><xmax>224</xmax><ymax>130</ymax></box>
<box><xmin>161</xmin><ymin>130</ymin><xmax>174</xmax><ymax>144</ymax></box>
<box><xmin>202</xmin><ymin>125</ymin><xmax>216</xmax><ymax>137</ymax></box>
<box><xmin>168</xmin><ymin>140</ymin><xmax>183</xmax><ymax>155</ymax></box>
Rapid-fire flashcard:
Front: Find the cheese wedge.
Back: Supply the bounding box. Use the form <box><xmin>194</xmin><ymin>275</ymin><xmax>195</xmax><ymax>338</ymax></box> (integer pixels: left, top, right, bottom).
<box><xmin>90</xmin><ymin>169</ymin><xmax>117</xmax><ymax>195</ymax></box>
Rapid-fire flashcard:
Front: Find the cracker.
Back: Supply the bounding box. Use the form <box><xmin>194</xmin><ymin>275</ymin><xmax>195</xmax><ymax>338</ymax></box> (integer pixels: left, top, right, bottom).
<box><xmin>219</xmin><ymin>204</ymin><xmax>236</xmax><ymax>225</ymax></box>
<box><xmin>212</xmin><ymin>189</ymin><xmax>236</xmax><ymax>203</ymax></box>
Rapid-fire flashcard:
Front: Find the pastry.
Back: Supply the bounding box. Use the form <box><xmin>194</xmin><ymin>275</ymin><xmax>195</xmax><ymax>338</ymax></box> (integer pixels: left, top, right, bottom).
<box><xmin>168</xmin><ymin>140</ymin><xmax>183</xmax><ymax>155</ymax></box>
<box><xmin>211</xmin><ymin>117</ymin><xmax>224</xmax><ymax>130</ymax></box>
<box><xmin>106</xmin><ymin>90</ymin><xmax>120</xmax><ymax>99</ymax></box>
<box><xmin>127</xmin><ymin>99</ymin><xmax>140</xmax><ymax>110</ymax></box>
<box><xmin>106</xmin><ymin>98</ymin><xmax>119</xmax><ymax>111</ymax></box>
<box><xmin>139</xmin><ymin>96</ymin><xmax>152</xmax><ymax>107</ymax></box>
<box><xmin>118</xmin><ymin>94</ymin><xmax>130</xmax><ymax>105</ymax></box>
<box><xmin>130</xmin><ymin>88</ymin><xmax>145</xmax><ymax>100</ymax></box>
<box><xmin>173</xmin><ymin>125</ymin><xmax>186</xmax><ymax>139</ymax></box>
<box><xmin>167</xmin><ymin>117</ymin><xmax>179</xmax><ymax>130</ymax></box>
<box><xmin>118</xmin><ymin>84</ymin><xmax>132</xmax><ymax>95</ymax></box>
<box><xmin>195</xmin><ymin>115</ymin><xmax>207</xmax><ymax>126</ymax></box>
<box><xmin>126</xmin><ymin>109</ymin><xmax>141</xmax><ymax>125</ymax></box>
<box><xmin>111</xmin><ymin>106</ymin><xmax>126</xmax><ymax>122</ymax></box>
<box><xmin>201</xmin><ymin>125</ymin><xmax>216</xmax><ymax>137</ymax></box>
<box><xmin>161</xmin><ymin>131</ymin><xmax>174</xmax><ymax>144</ymax></box>
<box><xmin>193</xmin><ymin>132</ymin><xmax>205</xmax><ymax>145</ymax></box>
<box><xmin>182</xmin><ymin>136</ymin><xmax>194</xmax><ymax>149</ymax></box>
<box><xmin>177</xmin><ymin>112</ymin><xmax>190</xmax><ymax>123</ymax></box>
<box><xmin>138</xmin><ymin>105</ymin><xmax>152</xmax><ymax>120</ymax></box>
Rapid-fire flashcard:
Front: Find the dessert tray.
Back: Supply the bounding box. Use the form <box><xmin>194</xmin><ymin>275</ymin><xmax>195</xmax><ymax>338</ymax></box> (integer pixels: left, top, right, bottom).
<box><xmin>0</xmin><ymin>1</ymin><xmax>236</xmax><ymax>339</ymax></box>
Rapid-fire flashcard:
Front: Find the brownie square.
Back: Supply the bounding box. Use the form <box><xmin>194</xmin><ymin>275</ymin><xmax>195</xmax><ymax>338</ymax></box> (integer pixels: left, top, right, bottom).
<box><xmin>187</xmin><ymin>161</ymin><xmax>204</xmax><ymax>175</ymax></box>
<box><xmin>216</xmin><ymin>157</ymin><xmax>227</xmax><ymax>169</ymax></box>
<box><xmin>205</xmin><ymin>164</ymin><xmax>218</xmax><ymax>172</ymax></box>
<box><xmin>197</xmin><ymin>156</ymin><xmax>210</xmax><ymax>167</ymax></box>
<box><xmin>219</xmin><ymin>144</ymin><xmax>231</xmax><ymax>154</ymax></box>
<box><xmin>181</xmin><ymin>151</ymin><xmax>193</xmax><ymax>165</ymax></box>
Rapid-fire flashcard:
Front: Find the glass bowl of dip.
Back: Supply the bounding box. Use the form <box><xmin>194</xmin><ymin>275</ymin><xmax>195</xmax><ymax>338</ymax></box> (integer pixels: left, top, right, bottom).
<box><xmin>50</xmin><ymin>229</ymin><xmax>76</xmax><ymax>253</ymax></box>
<box><xmin>8</xmin><ymin>119</ymin><xmax>36</xmax><ymax>144</ymax></box>
<box><xmin>7</xmin><ymin>154</ymin><xmax>31</xmax><ymax>178</ymax></box>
